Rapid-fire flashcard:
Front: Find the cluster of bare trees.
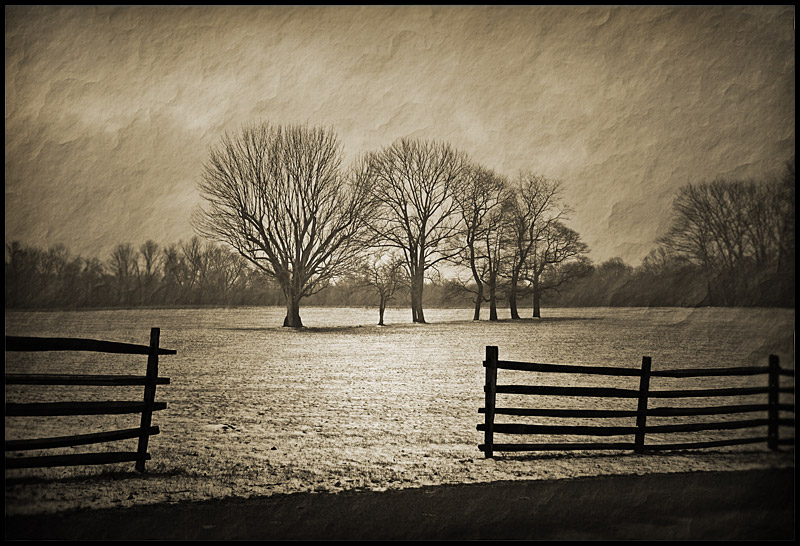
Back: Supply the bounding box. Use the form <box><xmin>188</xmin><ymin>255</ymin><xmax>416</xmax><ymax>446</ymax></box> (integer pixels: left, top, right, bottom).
<box><xmin>656</xmin><ymin>161</ymin><xmax>794</xmax><ymax>306</ymax></box>
<box><xmin>449</xmin><ymin>168</ymin><xmax>589</xmax><ymax>321</ymax></box>
<box><xmin>5</xmin><ymin>237</ymin><xmax>275</xmax><ymax>308</ymax></box>
<box><xmin>105</xmin><ymin>237</ymin><xmax>260</xmax><ymax>306</ymax></box>
<box><xmin>194</xmin><ymin>122</ymin><xmax>589</xmax><ymax>327</ymax></box>
<box><xmin>546</xmin><ymin>160</ymin><xmax>795</xmax><ymax>309</ymax></box>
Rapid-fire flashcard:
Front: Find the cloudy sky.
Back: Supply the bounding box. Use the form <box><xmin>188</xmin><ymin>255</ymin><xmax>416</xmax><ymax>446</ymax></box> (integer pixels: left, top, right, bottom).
<box><xmin>5</xmin><ymin>5</ymin><xmax>795</xmax><ymax>266</ymax></box>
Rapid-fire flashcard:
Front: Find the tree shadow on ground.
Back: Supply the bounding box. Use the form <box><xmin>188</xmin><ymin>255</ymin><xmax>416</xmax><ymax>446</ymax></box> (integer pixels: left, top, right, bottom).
<box><xmin>495</xmin><ymin>447</ymin><xmax>779</xmax><ymax>462</ymax></box>
<box><xmin>5</xmin><ymin>467</ymin><xmax>191</xmax><ymax>487</ymax></box>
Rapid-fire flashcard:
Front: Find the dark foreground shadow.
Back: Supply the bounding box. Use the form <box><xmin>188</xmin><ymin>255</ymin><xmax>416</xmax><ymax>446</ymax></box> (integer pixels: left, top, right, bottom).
<box><xmin>5</xmin><ymin>468</ymin><xmax>794</xmax><ymax>541</ymax></box>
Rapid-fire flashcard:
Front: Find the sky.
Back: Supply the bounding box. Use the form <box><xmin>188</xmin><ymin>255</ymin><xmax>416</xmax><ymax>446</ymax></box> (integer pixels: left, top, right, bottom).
<box><xmin>5</xmin><ymin>5</ymin><xmax>795</xmax><ymax>267</ymax></box>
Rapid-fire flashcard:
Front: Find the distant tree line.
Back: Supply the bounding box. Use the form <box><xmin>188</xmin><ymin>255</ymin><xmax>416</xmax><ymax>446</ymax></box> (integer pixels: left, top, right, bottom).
<box><xmin>544</xmin><ymin>159</ymin><xmax>795</xmax><ymax>309</ymax></box>
<box><xmin>5</xmin><ymin>237</ymin><xmax>282</xmax><ymax>309</ymax></box>
<box><xmin>3</xmin><ymin>236</ymin><xmax>472</xmax><ymax>310</ymax></box>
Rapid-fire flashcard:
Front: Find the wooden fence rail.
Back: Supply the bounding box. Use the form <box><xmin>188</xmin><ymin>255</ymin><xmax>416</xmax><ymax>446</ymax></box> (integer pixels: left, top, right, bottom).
<box><xmin>5</xmin><ymin>328</ymin><xmax>175</xmax><ymax>472</ymax></box>
<box><xmin>478</xmin><ymin>346</ymin><xmax>794</xmax><ymax>458</ymax></box>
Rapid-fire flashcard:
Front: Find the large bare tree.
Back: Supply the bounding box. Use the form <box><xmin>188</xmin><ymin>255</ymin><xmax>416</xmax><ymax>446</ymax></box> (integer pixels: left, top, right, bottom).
<box><xmin>194</xmin><ymin>122</ymin><xmax>375</xmax><ymax>327</ymax></box>
<box><xmin>366</xmin><ymin>138</ymin><xmax>469</xmax><ymax>323</ymax></box>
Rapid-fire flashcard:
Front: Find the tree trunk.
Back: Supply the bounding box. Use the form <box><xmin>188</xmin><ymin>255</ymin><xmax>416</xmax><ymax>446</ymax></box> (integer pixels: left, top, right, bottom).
<box><xmin>488</xmin><ymin>272</ymin><xmax>498</xmax><ymax>321</ymax></box>
<box><xmin>411</xmin><ymin>270</ymin><xmax>426</xmax><ymax>323</ymax></box>
<box><xmin>470</xmin><ymin>248</ymin><xmax>483</xmax><ymax>321</ymax></box>
<box><xmin>410</xmin><ymin>284</ymin><xmax>419</xmax><ymax>323</ymax></box>
<box><xmin>509</xmin><ymin>270</ymin><xmax>521</xmax><ymax>320</ymax></box>
<box><xmin>378</xmin><ymin>296</ymin><xmax>386</xmax><ymax>326</ymax></box>
<box><xmin>415</xmin><ymin>299</ymin><xmax>426</xmax><ymax>323</ymax></box>
<box><xmin>283</xmin><ymin>288</ymin><xmax>303</xmax><ymax>328</ymax></box>
<box><xmin>473</xmin><ymin>282</ymin><xmax>483</xmax><ymax>321</ymax></box>
<box><xmin>532</xmin><ymin>274</ymin><xmax>541</xmax><ymax>318</ymax></box>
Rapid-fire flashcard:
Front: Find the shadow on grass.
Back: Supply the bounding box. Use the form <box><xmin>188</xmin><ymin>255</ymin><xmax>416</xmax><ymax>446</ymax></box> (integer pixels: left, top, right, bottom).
<box><xmin>215</xmin><ymin>325</ymin><xmax>370</xmax><ymax>333</ymax></box>
<box><xmin>5</xmin><ymin>467</ymin><xmax>192</xmax><ymax>487</ymax></box>
<box><xmin>5</xmin><ymin>467</ymin><xmax>794</xmax><ymax>541</ymax></box>
<box><xmin>494</xmin><ymin>447</ymin><xmax>774</xmax><ymax>462</ymax></box>
<box><xmin>215</xmin><ymin>316</ymin><xmax>604</xmax><ymax>333</ymax></box>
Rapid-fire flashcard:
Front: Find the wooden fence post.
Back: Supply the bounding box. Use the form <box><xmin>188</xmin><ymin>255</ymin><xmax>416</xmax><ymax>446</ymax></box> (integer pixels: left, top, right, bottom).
<box><xmin>484</xmin><ymin>346</ymin><xmax>498</xmax><ymax>458</ymax></box>
<box><xmin>136</xmin><ymin>327</ymin><xmax>160</xmax><ymax>472</ymax></box>
<box><xmin>767</xmin><ymin>354</ymin><xmax>779</xmax><ymax>451</ymax></box>
<box><xmin>634</xmin><ymin>356</ymin><xmax>652</xmax><ymax>454</ymax></box>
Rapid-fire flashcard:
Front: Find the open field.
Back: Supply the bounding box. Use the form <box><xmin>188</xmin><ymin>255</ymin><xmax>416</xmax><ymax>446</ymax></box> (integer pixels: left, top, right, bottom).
<box><xmin>4</xmin><ymin>306</ymin><xmax>795</xmax><ymax>538</ymax></box>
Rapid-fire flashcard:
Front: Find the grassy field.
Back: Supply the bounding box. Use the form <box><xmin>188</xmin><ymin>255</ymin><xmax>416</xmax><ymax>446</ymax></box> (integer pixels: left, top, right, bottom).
<box><xmin>5</xmin><ymin>306</ymin><xmax>795</xmax><ymax>519</ymax></box>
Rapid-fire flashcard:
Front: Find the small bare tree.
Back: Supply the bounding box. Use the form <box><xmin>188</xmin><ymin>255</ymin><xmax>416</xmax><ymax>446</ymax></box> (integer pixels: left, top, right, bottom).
<box><xmin>366</xmin><ymin>138</ymin><xmax>469</xmax><ymax>323</ymax></box>
<box><xmin>361</xmin><ymin>254</ymin><xmax>407</xmax><ymax>326</ymax></box>
<box><xmin>194</xmin><ymin>122</ymin><xmax>375</xmax><ymax>327</ymax></box>
<box><xmin>204</xmin><ymin>245</ymin><xmax>248</xmax><ymax>304</ymax></box>
<box><xmin>181</xmin><ymin>236</ymin><xmax>208</xmax><ymax>304</ymax></box>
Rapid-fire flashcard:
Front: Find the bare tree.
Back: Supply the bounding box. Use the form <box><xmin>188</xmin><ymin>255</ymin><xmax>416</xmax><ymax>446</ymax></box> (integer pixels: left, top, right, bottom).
<box><xmin>505</xmin><ymin>172</ymin><xmax>565</xmax><ymax>319</ymax></box>
<box><xmin>204</xmin><ymin>244</ymin><xmax>248</xmax><ymax>304</ymax></box>
<box><xmin>523</xmin><ymin>221</ymin><xmax>589</xmax><ymax>318</ymax></box>
<box><xmin>659</xmin><ymin>176</ymin><xmax>791</xmax><ymax>305</ymax></box>
<box><xmin>108</xmin><ymin>243</ymin><xmax>139</xmax><ymax>305</ymax></box>
<box><xmin>194</xmin><ymin>122</ymin><xmax>375</xmax><ymax>327</ymax></box>
<box><xmin>138</xmin><ymin>240</ymin><xmax>161</xmax><ymax>304</ymax></box>
<box><xmin>162</xmin><ymin>243</ymin><xmax>191</xmax><ymax>303</ymax></box>
<box><xmin>453</xmin><ymin>164</ymin><xmax>511</xmax><ymax>321</ymax></box>
<box><xmin>366</xmin><ymin>138</ymin><xmax>469</xmax><ymax>323</ymax></box>
<box><xmin>181</xmin><ymin>236</ymin><xmax>208</xmax><ymax>303</ymax></box>
<box><xmin>361</xmin><ymin>254</ymin><xmax>407</xmax><ymax>326</ymax></box>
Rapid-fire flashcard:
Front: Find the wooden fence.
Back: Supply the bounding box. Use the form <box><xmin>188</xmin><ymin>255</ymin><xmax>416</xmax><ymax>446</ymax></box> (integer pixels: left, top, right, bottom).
<box><xmin>478</xmin><ymin>346</ymin><xmax>795</xmax><ymax>457</ymax></box>
<box><xmin>5</xmin><ymin>327</ymin><xmax>175</xmax><ymax>472</ymax></box>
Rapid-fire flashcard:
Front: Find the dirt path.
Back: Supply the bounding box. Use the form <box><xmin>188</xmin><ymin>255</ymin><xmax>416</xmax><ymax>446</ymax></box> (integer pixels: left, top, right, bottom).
<box><xmin>5</xmin><ymin>468</ymin><xmax>794</xmax><ymax>540</ymax></box>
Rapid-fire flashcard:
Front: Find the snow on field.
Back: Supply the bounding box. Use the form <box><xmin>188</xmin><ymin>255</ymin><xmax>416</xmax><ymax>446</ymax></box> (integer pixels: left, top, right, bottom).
<box><xmin>5</xmin><ymin>306</ymin><xmax>795</xmax><ymax>515</ymax></box>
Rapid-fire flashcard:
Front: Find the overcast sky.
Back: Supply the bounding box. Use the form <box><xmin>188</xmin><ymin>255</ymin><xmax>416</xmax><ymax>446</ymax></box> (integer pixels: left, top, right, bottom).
<box><xmin>5</xmin><ymin>5</ymin><xmax>795</xmax><ymax>266</ymax></box>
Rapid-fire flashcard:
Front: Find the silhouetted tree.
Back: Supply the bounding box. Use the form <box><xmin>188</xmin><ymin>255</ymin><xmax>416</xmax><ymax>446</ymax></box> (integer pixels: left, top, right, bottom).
<box><xmin>108</xmin><ymin>243</ymin><xmax>139</xmax><ymax>305</ymax></box>
<box><xmin>505</xmin><ymin>172</ymin><xmax>565</xmax><ymax>319</ymax></box>
<box><xmin>361</xmin><ymin>254</ymin><xmax>406</xmax><ymax>325</ymax></box>
<box><xmin>138</xmin><ymin>240</ymin><xmax>162</xmax><ymax>304</ymax></box>
<box><xmin>453</xmin><ymin>164</ymin><xmax>511</xmax><ymax>320</ymax></box>
<box><xmin>366</xmin><ymin>138</ymin><xmax>469</xmax><ymax>323</ymax></box>
<box><xmin>194</xmin><ymin>122</ymin><xmax>375</xmax><ymax>327</ymax></box>
<box><xmin>524</xmin><ymin>221</ymin><xmax>589</xmax><ymax>317</ymax></box>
